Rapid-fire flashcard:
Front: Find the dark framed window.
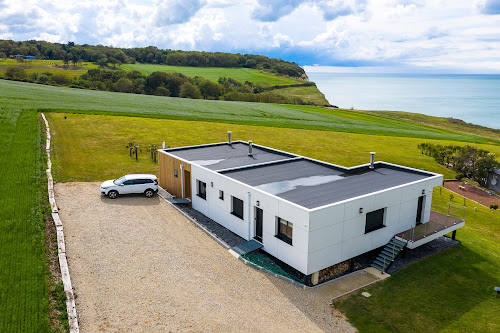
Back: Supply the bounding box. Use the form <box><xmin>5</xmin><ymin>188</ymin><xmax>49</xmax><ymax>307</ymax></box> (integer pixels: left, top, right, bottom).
<box><xmin>219</xmin><ymin>190</ymin><xmax>224</xmax><ymax>200</ymax></box>
<box><xmin>197</xmin><ymin>180</ymin><xmax>206</xmax><ymax>200</ymax></box>
<box><xmin>174</xmin><ymin>169</ymin><xmax>178</xmax><ymax>178</ymax></box>
<box><xmin>231</xmin><ymin>196</ymin><xmax>244</xmax><ymax>219</ymax></box>
<box><xmin>365</xmin><ymin>208</ymin><xmax>385</xmax><ymax>233</ymax></box>
<box><xmin>276</xmin><ymin>217</ymin><xmax>293</xmax><ymax>245</ymax></box>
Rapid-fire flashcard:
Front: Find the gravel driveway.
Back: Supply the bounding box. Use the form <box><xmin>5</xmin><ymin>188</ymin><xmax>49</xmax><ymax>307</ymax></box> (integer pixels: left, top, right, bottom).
<box><xmin>55</xmin><ymin>182</ymin><xmax>355</xmax><ymax>332</ymax></box>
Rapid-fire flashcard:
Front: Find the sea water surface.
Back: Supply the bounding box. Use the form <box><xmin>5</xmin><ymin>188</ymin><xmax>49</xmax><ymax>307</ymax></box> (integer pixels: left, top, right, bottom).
<box><xmin>306</xmin><ymin>73</ymin><xmax>500</xmax><ymax>129</ymax></box>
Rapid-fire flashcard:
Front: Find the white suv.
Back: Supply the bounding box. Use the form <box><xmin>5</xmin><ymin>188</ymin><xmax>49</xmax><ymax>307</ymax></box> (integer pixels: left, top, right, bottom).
<box><xmin>100</xmin><ymin>174</ymin><xmax>158</xmax><ymax>199</ymax></box>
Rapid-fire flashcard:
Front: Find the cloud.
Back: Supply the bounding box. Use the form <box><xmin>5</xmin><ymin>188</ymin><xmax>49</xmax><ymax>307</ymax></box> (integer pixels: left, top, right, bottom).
<box><xmin>153</xmin><ymin>0</ymin><xmax>206</xmax><ymax>26</ymax></box>
<box><xmin>319</xmin><ymin>0</ymin><xmax>367</xmax><ymax>21</ymax></box>
<box><xmin>251</xmin><ymin>0</ymin><xmax>305</xmax><ymax>22</ymax></box>
<box><xmin>477</xmin><ymin>0</ymin><xmax>500</xmax><ymax>14</ymax></box>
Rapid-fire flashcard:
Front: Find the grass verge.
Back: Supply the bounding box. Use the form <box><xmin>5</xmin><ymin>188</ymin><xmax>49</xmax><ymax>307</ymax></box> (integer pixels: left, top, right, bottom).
<box><xmin>334</xmin><ymin>187</ymin><xmax>499</xmax><ymax>332</ymax></box>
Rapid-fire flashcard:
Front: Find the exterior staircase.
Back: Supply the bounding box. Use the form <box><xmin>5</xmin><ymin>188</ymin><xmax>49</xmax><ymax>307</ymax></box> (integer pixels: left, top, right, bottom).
<box><xmin>371</xmin><ymin>237</ymin><xmax>407</xmax><ymax>273</ymax></box>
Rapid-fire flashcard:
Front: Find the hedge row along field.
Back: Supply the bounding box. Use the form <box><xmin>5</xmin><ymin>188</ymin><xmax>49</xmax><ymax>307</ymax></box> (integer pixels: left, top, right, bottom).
<box><xmin>0</xmin><ymin>108</ymin><xmax>50</xmax><ymax>331</ymax></box>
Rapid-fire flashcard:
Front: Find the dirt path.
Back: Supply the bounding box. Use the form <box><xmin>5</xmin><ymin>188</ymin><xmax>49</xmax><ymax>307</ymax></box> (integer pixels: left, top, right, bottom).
<box><xmin>55</xmin><ymin>182</ymin><xmax>355</xmax><ymax>332</ymax></box>
<box><xmin>444</xmin><ymin>180</ymin><xmax>500</xmax><ymax>207</ymax></box>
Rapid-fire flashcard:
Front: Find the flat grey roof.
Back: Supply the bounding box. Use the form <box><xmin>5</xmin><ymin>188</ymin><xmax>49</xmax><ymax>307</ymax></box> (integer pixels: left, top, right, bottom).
<box><xmin>161</xmin><ymin>141</ymin><xmax>435</xmax><ymax>209</ymax></box>
<box><xmin>220</xmin><ymin>159</ymin><xmax>430</xmax><ymax>208</ymax></box>
<box><xmin>164</xmin><ymin>142</ymin><xmax>295</xmax><ymax>170</ymax></box>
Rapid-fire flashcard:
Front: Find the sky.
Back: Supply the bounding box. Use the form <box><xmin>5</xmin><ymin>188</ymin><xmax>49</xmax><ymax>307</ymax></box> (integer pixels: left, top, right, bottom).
<box><xmin>0</xmin><ymin>0</ymin><xmax>499</xmax><ymax>73</ymax></box>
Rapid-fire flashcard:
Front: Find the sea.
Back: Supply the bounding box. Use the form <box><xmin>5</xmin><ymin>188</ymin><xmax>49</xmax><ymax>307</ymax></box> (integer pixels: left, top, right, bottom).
<box><xmin>306</xmin><ymin>73</ymin><xmax>500</xmax><ymax>130</ymax></box>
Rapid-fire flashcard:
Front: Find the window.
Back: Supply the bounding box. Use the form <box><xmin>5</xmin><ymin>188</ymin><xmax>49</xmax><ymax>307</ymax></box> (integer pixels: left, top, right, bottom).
<box><xmin>123</xmin><ymin>180</ymin><xmax>134</xmax><ymax>185</ymax></box>
<box><xmin>197</xmin><ymin>180</ymin><xmax>206</xmax><ymax>200</ymax></box>
<box><xmin>276</xmin><ymin>217</ymin><xmax>293</xmax><ymax>245</ymax></box>
<box><xmin>231</xmin><ymin>196</ymin><xmax>244</xmax><ymax>219</ymax></box>
<box><xmin>174</xmin><ymin>169</ymin><xmax>178</xmax><ymax>178</ymax></box>
<box><xmin>219</xmin><ymin>190</ymin><xmax>224</xmax><ymax>200</ymax></box>
<box><xmin>365</xmin><ymin>208</ymin><xmax>385</xmax><ymax>233</ymax></box>
<box><xmin>133</xmin><ymin>179</ymin><xmax>153</xmax><ymax>184</ymax></box>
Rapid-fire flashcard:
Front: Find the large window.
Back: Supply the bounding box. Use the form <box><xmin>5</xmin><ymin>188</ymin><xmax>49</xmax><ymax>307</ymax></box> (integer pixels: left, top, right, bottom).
<box><xmin>365</xmin><ymin>208</ymin><xmax>385</xmax><ymax>233</ymax></box>
<box><xmin>277</xmin><ymin>217</ymin><xmax>293</xmax><ymax>245</ymax></box>
<box><xmin>231</xmin><ymin>196</ymin><xmax>244</xmax><ymax>219</ymax></box>
<box><xmin>197</xmin><ymin>180</ymin><xmax>206</xmax><ymax>200</ymax></box>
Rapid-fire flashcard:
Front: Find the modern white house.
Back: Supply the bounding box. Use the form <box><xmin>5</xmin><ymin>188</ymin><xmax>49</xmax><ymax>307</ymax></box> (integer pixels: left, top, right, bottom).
<box><xmin>158</xmin><ymin>134</ymin><xmax>464</xmax><ymax>285</ymax></box>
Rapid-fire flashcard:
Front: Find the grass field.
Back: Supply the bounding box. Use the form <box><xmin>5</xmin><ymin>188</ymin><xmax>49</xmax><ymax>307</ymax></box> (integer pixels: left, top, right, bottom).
<box><xmin>122</xmin><ymin>63</ymin><xmax>301</xmax><ymax>85</ymax></box>
<box><xmin>0</xmin><ymin>108</ymin><xmax>50</xmax><ymax>332</ymax></box>
<box><xmin>1</xmin><ymin>79</ymin><xmax>497</xmax><ymax>144</ymax></box>
<box><xmin>268</xmin><ymin>85</ymin><xmax>329</xmax><ymax>105</ymax></box>
<box><xmin>0</xmin><ymin>59</ymin><xmax>98</xmax><ymax>79</ymax></box>
<box><xmin>46</xmin><ymin>113</ymin><xmax>500</xmax><ymax>182</ymax></box>
<box><xmin>335</xmin><ymin>187</ymin><xmax>499</xmax><ymax>332</ymax></box>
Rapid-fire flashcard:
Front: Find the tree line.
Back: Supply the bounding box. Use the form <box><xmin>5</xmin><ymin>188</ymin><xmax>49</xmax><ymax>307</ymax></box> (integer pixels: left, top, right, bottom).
<box><xmin>2</xmin><ymin>66</ymin><xmax>317</xmax><ymax>105</ymax></box>
<box><xmin>417</xmin><ymin>143</ymin><xmax>499</xmax><ymax>186</ymax></box>
<box><xmin>0</xmin><ymin>40</ymin><xmax>307</xmax><ymax>79</ymax></box>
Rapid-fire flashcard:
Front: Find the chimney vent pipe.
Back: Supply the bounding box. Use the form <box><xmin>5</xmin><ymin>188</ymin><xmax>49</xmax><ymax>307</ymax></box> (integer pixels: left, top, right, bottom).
<box><xmin>227</xmin><ymin>131</ymin><xmax>232</xmax><ymax>145</ymax></box>
<box><xmin>248</xmin><ymin>140</ymin><xmax>253</xmax><ymax>156</ymax></box>
<box><xmin>370</xmin><ymin>152</ymin><xmax>375</xmax><ymax>170</ymax></box>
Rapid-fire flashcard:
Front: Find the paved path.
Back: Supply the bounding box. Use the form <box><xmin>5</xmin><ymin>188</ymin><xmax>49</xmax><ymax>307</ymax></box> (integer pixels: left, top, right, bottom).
<box><xmin>56</xmin><ymin>182</ymin><xmax>356</xmax><ymax>332</ymax></box>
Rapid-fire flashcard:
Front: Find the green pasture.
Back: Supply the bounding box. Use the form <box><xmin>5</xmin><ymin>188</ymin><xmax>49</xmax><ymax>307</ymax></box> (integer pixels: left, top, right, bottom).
<box><xmin>335</xmin><ymin>187</ymin><xmax>499</xmax><ymax>332</ymax></box>
<box><xmin>1</xmin><ymin>80</ymin><xmax>497</xmax><ymax>144</ymax></box>
<box><xmin>122</xmin><ymin>63</ymin><xmax>301</xmax><ymax>85</ymax></box>
<box><xmin>267</xmin><ymin>85</ymin><xmax>329</xmax><ymax>105</ymax></box>
<box><xmin>0</xmin><ymin>58</ymin><xmax>98</xmax><ymax>79</ymax></box>
<box><xmin>0</xmin><ymin>108</ymin><xmax>49</xmax><ymax>332</ymax></box>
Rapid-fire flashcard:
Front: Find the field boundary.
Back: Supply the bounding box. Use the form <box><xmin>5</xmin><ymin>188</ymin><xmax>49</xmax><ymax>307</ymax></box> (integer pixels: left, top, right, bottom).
<box><xmin>41</xmin><ymin>113</ymin><xmax>79</xmax><ymax>333</ymax></box>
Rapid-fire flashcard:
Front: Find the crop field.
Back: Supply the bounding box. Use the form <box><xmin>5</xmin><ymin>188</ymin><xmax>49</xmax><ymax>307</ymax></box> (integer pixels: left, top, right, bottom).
<box><xmin>335</xmin><ymin>187</ymin><xmax>500</xmax><ymax>332</ymax></box>
<box><xmin>1</xmin><ymin>79</ymin><xmax>497</xmax><ymax>144</ymax></box>
<box><xmin>0</xmin><ymin>59</ymin><xmax>98</xmax><ymax>79</ymax></box>
<box><xmin>0</xmin><ymin>108</ymin><xmax>49</xmax><ymax>331</ymax></box>
<box><xmin>122</xmin><ymin>63</ymin><xmax>302</xmax><ymax>85</ymax></box>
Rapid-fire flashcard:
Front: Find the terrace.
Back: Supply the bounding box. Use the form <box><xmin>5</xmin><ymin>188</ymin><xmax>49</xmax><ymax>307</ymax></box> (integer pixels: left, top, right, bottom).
<box><xmin>396</xmin><ymin>211</ymin><xmax>465</xmax><ymax>249</ymax></box>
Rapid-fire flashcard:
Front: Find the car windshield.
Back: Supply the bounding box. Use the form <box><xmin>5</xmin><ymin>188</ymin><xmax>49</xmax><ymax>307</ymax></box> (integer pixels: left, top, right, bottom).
<box><xmin>113</xmin><ymin>176</ymin><xmax>126</xmax><ymax>185</ymax></box>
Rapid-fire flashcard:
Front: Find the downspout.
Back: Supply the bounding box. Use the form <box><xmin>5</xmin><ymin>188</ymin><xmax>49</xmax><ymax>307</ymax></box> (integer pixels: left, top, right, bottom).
<box><xmin>248</xmin><ymin>191</ymin><xmax>252</xmax><ymax>240</ymax></box>
<box><xmin>180</xmin><ymin>164</ymin><xmax>184</xmax><ymax>198</ymax></box>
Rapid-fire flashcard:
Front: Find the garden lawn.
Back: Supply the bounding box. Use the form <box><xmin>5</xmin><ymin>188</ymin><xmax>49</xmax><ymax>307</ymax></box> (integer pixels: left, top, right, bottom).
<box><xmin>1</xmin><ymin>79</ymin><xmax>497</xmax><ymax>144</ymax></box>
<box><xmin>122</xmin><ymin>63</ymin><xmax>301</xmax><ymax>85</ymax></box>
<box><xmin>334</xmin><ymin>187</ymin><xmax>500</xmax><ymax>333</ymax></box>
<box><xmin>0</xmin><ymin>107</ymin><xmax>50</xmax><ymax>332</ymax></box>
<box><xmin>47</xmin><ymin>113</ymin><xmax>500</xmax><ymax>182</ymax></box>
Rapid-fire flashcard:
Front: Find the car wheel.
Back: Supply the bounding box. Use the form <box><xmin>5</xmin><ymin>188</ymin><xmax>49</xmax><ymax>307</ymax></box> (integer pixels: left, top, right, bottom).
<box><xmin>108</xmin><ymin>190</ymin><xmax>118</xmax><ymax>199</ymax></box>
<box><xmin>145</xmin><ymin>189</ymin><xmax>154</xmax><ymax>198</ymax></box>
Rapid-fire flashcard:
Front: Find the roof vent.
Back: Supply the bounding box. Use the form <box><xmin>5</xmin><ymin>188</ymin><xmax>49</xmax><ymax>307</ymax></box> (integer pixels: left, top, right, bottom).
<box><xmin>248</xmin><ymin>140</ymin><xmax>253</xmax><ymax>156</ymax></box>
<box><xmin>227</xmin><ymin>131</ymin><xmax>232</xmax><ymax>145</ymax></box>
<box><xmin>370</xmin><ymin>152</ymin><xmax>376</xmax><ymax>170</ymax></box>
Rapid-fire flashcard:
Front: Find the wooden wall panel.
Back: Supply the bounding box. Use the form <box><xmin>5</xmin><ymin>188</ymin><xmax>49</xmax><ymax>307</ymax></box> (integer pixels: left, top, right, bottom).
<box><xmin>158</xmin><ymin>152</ymin><xmax>191</xmax><ymax>198</ymax></box>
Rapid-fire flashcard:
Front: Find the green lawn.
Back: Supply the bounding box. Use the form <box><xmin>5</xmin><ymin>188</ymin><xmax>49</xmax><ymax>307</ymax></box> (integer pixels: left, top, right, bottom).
<box><xmin>0</xmin><ymin>108</ymin><xmax>50</xmax><ymax>332</ymax></box>
<box><xmin>122</xmin><ymin>63</ymin><xmax>301</xmax><ymax>85</ymax></box>
<box><xmin>0</xmin><ymin>59</ymin><xmax>98</xmax><ymax>79</ymax></box>
<box><xmin>47</xmin><ymin>113</ymin><xmax>500</xmax><ymax>183</ymax></box>
<box><xmin>1</xmin><ymin>79</ymin><xmax>497</xmax><ymax>144</ymax></box>
<box><xmin>334</xmin><ymin>187</ymin><xmax>499</xmax><ymax>332</ymax></box>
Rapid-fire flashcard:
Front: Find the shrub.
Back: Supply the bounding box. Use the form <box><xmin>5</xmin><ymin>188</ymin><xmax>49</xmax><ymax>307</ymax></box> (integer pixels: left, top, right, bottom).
<box><xmin>51</xmin><ymin>74</ymin><xmax>70</xmax><ymax>85</ymax></box>
<box><xmin>455</xmin><ymin>173</ymin><xmax>464</xmax><ymax>180</ymax></box>
<box><xmin>490</xmin><ymin>204</ymin><xmax>498</xmax><ymax>210</ymax></box>
<box><xmin>5</xmin><ymin>66</ymin><xmax>27</xmax><ymax>79</ymax></box>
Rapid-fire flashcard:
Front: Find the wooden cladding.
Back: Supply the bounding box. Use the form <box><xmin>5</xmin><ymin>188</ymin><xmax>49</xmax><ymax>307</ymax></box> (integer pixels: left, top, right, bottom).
<box><xmin>158</xmin><ymin>152</ymin><xmax>191</xmax><ymax>199</ymax></box>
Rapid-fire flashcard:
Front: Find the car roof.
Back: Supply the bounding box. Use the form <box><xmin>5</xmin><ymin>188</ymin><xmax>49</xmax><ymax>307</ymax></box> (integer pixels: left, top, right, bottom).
<box><xmin>123</xmin><ymin>174</ymin><xmax>157</xmax><ymax>180</ymax></box>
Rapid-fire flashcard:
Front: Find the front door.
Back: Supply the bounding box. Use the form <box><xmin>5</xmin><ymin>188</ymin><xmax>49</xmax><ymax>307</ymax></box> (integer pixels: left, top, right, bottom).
<box><xmin>184</xmin><ymin>170</ymin><xmax>191</xmax><ymax>198</ymax></box>
<box><xmin>416</xmin><ymin>195</ymin><xmax>424</xmax><ymax>225</ymax></box>
<box><xmin>254</xmin><ymin>207</ymin><xmax>263</xmax><ymax>242</ymax></box>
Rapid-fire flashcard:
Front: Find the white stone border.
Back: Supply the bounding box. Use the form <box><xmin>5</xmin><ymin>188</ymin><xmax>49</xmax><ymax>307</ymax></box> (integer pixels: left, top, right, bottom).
<box><xmin>41</xmin><ymin>113</ymin><xmax>79</xmax><ymax>333</ymax></box>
